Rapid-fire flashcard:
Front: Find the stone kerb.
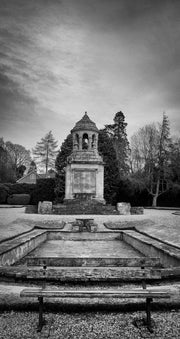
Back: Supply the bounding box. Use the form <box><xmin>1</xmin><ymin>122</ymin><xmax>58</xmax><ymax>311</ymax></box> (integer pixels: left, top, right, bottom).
<box><xmin>38</xmin><ymin>201</ymin><xmax>53</xmax><ymax>214</ymax></box>
<box><xmin>117</xmin><ymin>202</ymin><xmax>131</xmax><ymax>215</ymax></box>
<box><xmin>131</xmin><ymin>206</ymin><xmax>144</xmax><ymax>214</ymax></box>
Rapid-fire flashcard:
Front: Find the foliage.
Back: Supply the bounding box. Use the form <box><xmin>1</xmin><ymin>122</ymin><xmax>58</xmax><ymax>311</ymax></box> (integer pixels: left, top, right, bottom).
<box><xmin>55</xmin><ymin>134</ymin><xmax>73</xmax><ymax>201</ymax></box>
<box><xmin>105</xmin><ymin>111</ymin><xmax>130</xmax><ymax>177</ymax></box>
<box><xmin>130</xmin><ymin>113</ymin><xmax>172</xmax><ymax>207</ymax></box>
<box><xmin>0</xmin><ymin>139</ymin><xmax>16</xmax><ymax>182</ymax></box>
<box><xmin>0</xmin><ymin>181</ymin><xmax>56</xmax><ymax>205</ymax></box>
<box><xmin>0</xmin><ymin>183</ymin><xmax>10</xmax><ymax>203</ymax></box>
<box><xmin>32</xmin><ymin>131</ymin><xmax>58</xmax><ymax>174</ymax></box>
<box><xmin>7</xmin><ymin>194</ymin><xmax>30</xmax><ymax>205</ymax></box>
<box><xmin>168</xmin><ymin>137</ymin><xmax>180</xmax><ymax>184</ymax></box>
<box><xmin>98</xmin><ymin>129</ymin><xmax>119</xmax><ymax>203</ymax></box>
<box><xmin>30</xmin><ymin>178</ymin><xmax>56</xmax><ymax>204</ymax></box>
<box><xmin>113</xmin><ymin>177</ymin><xmax>151</xmax><ymax>206</ymax></box>
<box><xmin>157</xmin><ymin>185</ymin><xmax>180</xmax><ymax>207</ymax></box>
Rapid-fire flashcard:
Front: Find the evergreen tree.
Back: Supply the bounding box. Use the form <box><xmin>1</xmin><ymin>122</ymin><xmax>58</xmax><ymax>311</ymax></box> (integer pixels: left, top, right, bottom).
<box><xmin>98</xmin><ymin>129</ymin><xmax>119</xmax><ymax>203</ymax></box>
<box><xmin>32</xmin><ymin>131</ymin><xmax>58</xmax><ymax>175</ymax></box>
<box><xmin>55</xmin><ymin>134</ymin><xmax>73</xmax><ymax>201</ymax></box>
<box><xmin>105</xmin><ymin>111</ymin><xmax>130</xmax><ymax>177</ymax></box>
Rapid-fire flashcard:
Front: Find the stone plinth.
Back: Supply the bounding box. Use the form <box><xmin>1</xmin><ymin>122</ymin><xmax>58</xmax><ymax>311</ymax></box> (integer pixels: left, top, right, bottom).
<box><xmin>117</xmin><ymin>202</ymin><xmax>131</xmax><ymax>215</ymax></box>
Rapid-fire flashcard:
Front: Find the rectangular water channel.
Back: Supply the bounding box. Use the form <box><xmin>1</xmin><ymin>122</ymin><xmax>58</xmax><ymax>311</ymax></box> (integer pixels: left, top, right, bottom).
<box><xmin>19</xmin><ymin>233</ymin><xmax>144</xmax><ymax>267</ymax></box>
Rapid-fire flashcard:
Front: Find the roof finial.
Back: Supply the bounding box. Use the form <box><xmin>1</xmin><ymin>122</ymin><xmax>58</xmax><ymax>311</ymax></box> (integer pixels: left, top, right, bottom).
<box><xmin>85</xmin><ymin>111</ymin><xmax>87</xmax><ymax>115</ymax></box>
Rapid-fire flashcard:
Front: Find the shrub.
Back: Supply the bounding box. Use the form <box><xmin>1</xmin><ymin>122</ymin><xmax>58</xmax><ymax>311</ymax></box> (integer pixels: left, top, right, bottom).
<box><xmin>4</xmin><ymin>183</ymin><xmax>36</xmax><ymax>195</ymax></box>
<box><xmin>0</xmin><ymin>184</ymin><xmax>10</xmax><ymax>203</ymax></box>
<box><xmin>7</xmin><ymin>194</ymin><xmax>31</xmax><ymax>205</ymax></box>
<box><xmin>30</xmin><ymin>178</ymin><xmax>56</xmax><ymax>204</ymax></box>
<box><xmin>158</xmin><ymin>186</ymin><xmax>180</xmax><ymax>207</ymax></box>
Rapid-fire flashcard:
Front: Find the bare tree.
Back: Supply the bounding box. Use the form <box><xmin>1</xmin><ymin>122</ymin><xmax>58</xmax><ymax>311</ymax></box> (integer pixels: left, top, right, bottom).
<box><xmin>130</xmin><ymin>114</ymin><xmax>171</xmax><ymax>207</ymax></box>
<box><xmin>5</xmin><ymin>141</ymin><xmax>31</xmax><ymax>178</ymax></box>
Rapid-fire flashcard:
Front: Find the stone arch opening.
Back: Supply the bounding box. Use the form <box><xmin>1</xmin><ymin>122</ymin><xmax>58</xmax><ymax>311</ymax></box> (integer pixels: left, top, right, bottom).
<box><xmin>75</xmin><ymin>133</ymin><xmax>79</xmax><ymax>150</ymax></box>
<box><xmin>82</xmin><ymin>133</ymin><xmax>89</xmax><ymax>150</ymax></box>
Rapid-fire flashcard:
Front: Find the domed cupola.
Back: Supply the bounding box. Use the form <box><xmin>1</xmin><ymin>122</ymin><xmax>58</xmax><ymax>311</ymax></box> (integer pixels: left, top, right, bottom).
<box><xmin>71</xmin><ymin>112</ymin><xmax>99</xmax><ymax>151</ymax></box>
<box><xmin>71</xmin><ymin>112</ymin><xmax>99</xmax><ymax>133</ymax></box>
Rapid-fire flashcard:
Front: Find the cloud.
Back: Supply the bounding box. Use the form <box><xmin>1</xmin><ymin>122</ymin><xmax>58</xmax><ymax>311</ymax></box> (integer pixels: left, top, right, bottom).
<box><xmin>0</xmin><ymin>0</ymin><xmax>179</xmax><ymax>148</ymax></box>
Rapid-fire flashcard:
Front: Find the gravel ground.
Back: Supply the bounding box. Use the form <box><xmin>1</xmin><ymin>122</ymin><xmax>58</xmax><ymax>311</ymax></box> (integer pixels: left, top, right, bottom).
<box><xmin>0</xmin><ymin>310</ymin><xmax>180</xmax><ymax>339</ymax></box>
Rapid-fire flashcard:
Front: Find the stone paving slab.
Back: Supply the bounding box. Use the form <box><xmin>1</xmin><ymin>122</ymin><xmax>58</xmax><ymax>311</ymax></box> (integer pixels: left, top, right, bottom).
<box><xmin>28</xmin><ymin>239</ymin><xmax>142</xmax><ymax>258</ymax></box>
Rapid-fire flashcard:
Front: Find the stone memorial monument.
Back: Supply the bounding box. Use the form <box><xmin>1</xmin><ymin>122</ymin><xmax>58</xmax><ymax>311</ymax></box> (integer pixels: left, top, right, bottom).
<box><xmin>65</xmin><ymin>112</ymin><xmax>105</xmax><ymax>203</ymax></box>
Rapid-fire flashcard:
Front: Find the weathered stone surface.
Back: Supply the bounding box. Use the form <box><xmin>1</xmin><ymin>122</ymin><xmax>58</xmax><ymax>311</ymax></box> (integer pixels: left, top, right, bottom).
<box><xmin>122</xmin><ymin>230</ymin><xmax>180</xmax><ymax>267</ymax></box>
<box><xmin>0</xmin><ymin>230</ymin><xmax>47</xmax><ymax>266</ymax></box>
<box><xmin>117</xmin><ymin>202</ymin><xmax>131</xmax><ymax>215</ymax></box>
<box><xmin>65</xmin><ymin>113</ymin><xmax>105</xmax><ymax>203</ymax></box>
<box><xmin>25</xmin><ymin>256</ymin><xmax>160</xmax><ymax>267</ymax></box>
<box><xmin>38</xmin><ymin>201</ymin><xmax>52</xmax><ymax>214</ymax></box>
<box><xmin>26</xmin><ymin>267</ymin><xmax>162</xmax><ymax>281</ymax></box>
<box><xmin>53</xmin><ymin>200</ymin><xmax>119</xmax><ymax>215</ymax></box>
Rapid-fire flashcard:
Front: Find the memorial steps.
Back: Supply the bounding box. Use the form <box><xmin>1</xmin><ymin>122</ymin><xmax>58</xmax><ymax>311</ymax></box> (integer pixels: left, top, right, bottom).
<box><xmin>0</xmin><ymin>223</ymin><xmax>180</xmax><ymax>283</ymax></box>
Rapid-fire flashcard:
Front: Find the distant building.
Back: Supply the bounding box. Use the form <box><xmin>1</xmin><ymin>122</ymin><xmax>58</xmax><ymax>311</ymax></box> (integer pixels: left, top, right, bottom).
<box><xmin>16</xmin><ymin>169</ymin><xmax>56</xmax><ymax>184</ymax></box>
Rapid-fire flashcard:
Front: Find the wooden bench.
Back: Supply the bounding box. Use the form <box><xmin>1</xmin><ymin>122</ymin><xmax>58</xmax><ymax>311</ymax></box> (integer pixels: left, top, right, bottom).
<box><xmin>20</xmin><ymin>258</ymin><xmax>170</xmax><ymax>333</ymax></box>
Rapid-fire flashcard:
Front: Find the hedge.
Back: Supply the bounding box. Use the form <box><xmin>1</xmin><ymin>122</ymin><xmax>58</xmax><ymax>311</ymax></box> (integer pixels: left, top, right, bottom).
<box><xmin>0</xmin><ymin>179</ymin><xmax>56</xmax><ymax>205</ymax></box>
<box><xmin>30</xmin><ymin>178</ymin><xmax>56</xmax><ymax>204</ymax></box>
<box><xmin>0</xmin><ymin>183</ymin><xmax>10</xmax><ymax>204</ymax></box>
<box><xmin>7</xmin><ymin>194</ymin><xmax>31</xmax><ymax>205</ymax></box>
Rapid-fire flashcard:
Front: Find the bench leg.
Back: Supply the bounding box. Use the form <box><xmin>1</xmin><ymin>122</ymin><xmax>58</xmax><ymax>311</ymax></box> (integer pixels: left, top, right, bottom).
<box><xmin>37</xmin><ymin>297</ymin><xmax>44</xmax><ymax>332</ymax></box>
<box><xmin>146</xmin><ymin>297</ymin><xmax>153</xmax><ymax>333</ymax></box>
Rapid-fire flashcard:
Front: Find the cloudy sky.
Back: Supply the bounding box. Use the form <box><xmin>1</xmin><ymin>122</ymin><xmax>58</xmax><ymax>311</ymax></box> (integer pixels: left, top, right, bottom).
<box><xmin>0</xmin><ymin>0</ymin><xmax>180</xmax><ymax>151</ymax></box>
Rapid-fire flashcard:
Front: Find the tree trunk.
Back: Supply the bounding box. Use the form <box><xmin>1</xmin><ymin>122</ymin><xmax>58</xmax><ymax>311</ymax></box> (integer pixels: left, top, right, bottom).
<box><xmin>152</xmin><ymin>195</ymin><xmax>157</xmax><ymax>207</ymax></box>
<box><xmin>152</xmin><ymin>177</ymin><xmax>160</xmax><ymax>207</ymax></box>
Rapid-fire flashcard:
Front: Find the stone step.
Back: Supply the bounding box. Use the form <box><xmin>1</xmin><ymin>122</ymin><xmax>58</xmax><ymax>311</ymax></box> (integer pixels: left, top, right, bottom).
<box><xmin>1</xmin><ymin>265</ymin><xmax>180</xmax><ymax>282</ymax></box>
<box><xmin>25</xmin><ymin>257</ymin><xmax>161</xmax><ymax>267</ymax></box>
<box><xmin>26</xmin><ymin>266</ymin><xmax>162</xmax><ymax>281</ymax></box>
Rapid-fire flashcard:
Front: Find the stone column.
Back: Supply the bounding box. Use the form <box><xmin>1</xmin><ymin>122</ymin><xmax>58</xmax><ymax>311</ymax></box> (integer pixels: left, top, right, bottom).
<box><xmin>79</xmin><ymin>132</ymin><xmax>83</xmax><ymax>151</ymax></box>
<box><xmin>65</xmin><ymin>165</ymin><xmax>73</xmax><ymax>199</ymax></box>
<box><xmin>89</xmin><ymin>133</ymin><xmax>92</xmax><ymax>150</ymax></box>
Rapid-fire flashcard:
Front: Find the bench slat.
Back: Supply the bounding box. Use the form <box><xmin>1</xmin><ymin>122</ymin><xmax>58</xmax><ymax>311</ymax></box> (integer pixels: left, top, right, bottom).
<box><xmin>20</xmin><ymin>288</ymin><xmax>170</xmax><ymax>299</ymax></box>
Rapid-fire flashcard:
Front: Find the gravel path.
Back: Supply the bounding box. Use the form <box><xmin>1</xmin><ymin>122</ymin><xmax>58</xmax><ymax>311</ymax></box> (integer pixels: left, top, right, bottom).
<box><xmin>0</xmin><ymin>310</ymin><xmax>180</xmax><ymax>339</ymax></box>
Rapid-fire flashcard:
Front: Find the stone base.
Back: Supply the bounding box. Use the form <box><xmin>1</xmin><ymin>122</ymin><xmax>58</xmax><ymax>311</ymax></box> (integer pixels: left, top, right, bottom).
<box><xmin>53</xmin><ymin>199</ymin><xmax>118</xmax><ymax>215</ymax></box>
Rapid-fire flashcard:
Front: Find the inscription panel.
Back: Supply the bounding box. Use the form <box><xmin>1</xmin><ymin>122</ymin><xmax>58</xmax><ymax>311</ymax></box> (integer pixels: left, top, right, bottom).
<box><xmin>73</xmin><ymin>170</ymin><xmax>96</xmax><ymax>194</ymax></box>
